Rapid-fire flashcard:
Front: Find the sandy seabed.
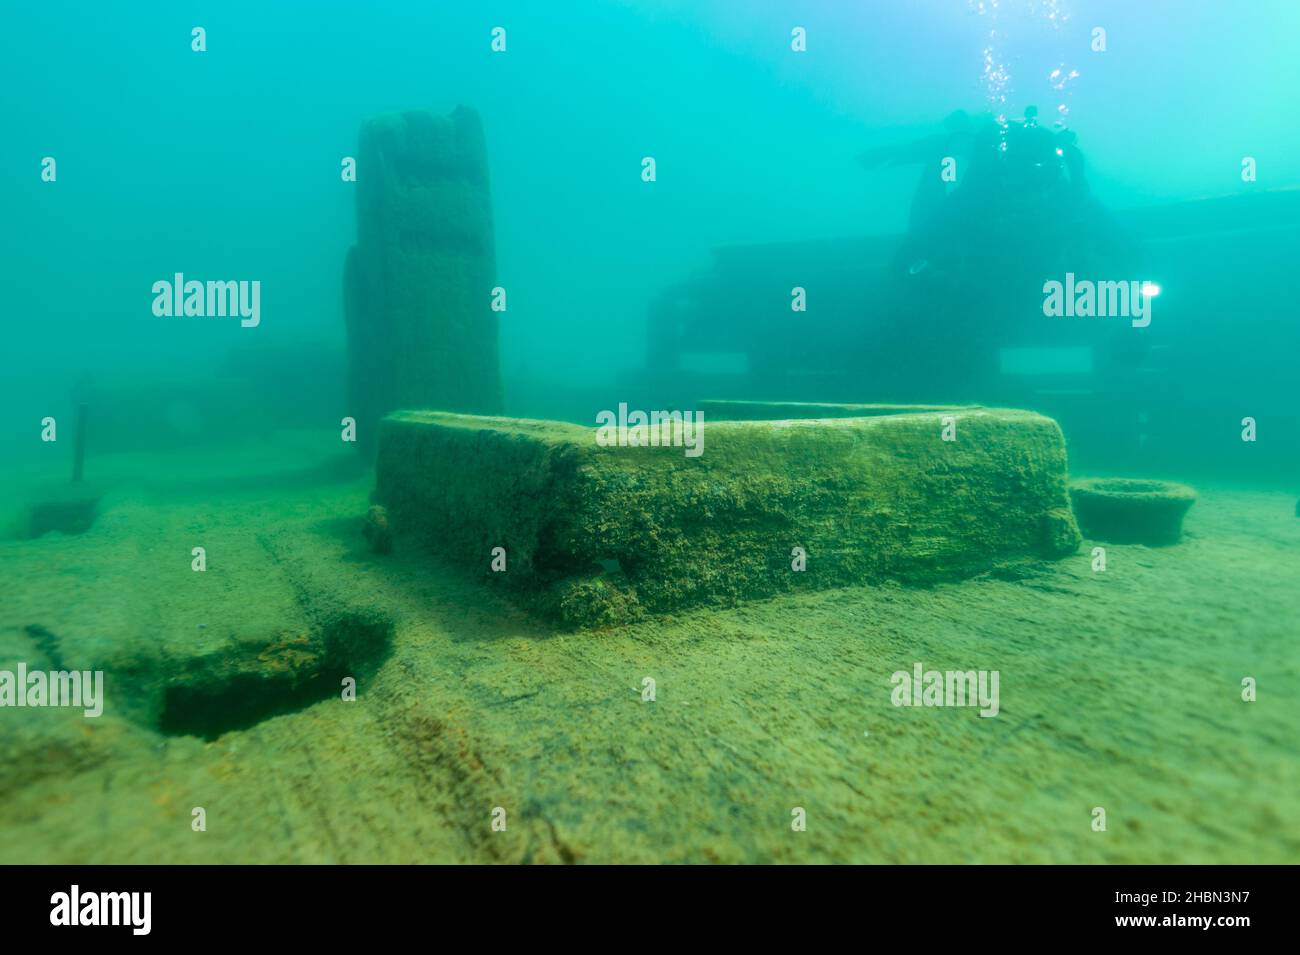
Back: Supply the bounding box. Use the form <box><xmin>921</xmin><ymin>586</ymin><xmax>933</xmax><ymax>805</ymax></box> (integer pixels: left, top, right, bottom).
<box><xmin>2</xmin><ymin>432</ymin><xmax>1297</xmax><ymax>863</ymax></box>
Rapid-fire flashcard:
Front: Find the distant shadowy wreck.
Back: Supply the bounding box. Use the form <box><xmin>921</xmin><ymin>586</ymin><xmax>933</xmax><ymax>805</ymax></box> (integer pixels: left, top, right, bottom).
<box><xmin>344</xmin><ymin>107</ymin><xmax>502</xmax><ymax>453</ymax></box>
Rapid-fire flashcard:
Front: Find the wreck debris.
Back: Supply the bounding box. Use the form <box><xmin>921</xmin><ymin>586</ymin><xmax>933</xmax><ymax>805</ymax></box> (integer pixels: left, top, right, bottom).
<box><xmin>72</xmin><ymin>403</ymin><xmax>87</xmax><ymax>483</ymax></box>
<box><xmin>1069</xmin><ymin>478</ymin><xmax>1196</xmax><ymax>546</ymax></box>
<box><xmin>343</xmin><ymin>107</ymin><xmax>502</xmax><ymax>454</ymax></box>
<box><xmin>28</xmin><ymin>402</ymin><xmax>99</xmax><ymax>538</ymax></box>
<box><xmin>363</xmin><ymin>505</ymin><xmax>393</xmax><ymax>555</ymax></box>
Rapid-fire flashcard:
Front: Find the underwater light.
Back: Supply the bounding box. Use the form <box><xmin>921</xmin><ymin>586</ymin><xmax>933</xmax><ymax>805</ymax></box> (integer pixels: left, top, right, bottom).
<box><xmin>1142</xmin><ymin>282</ymin><xmax>1162</xmax><ymax>297</ymax></box>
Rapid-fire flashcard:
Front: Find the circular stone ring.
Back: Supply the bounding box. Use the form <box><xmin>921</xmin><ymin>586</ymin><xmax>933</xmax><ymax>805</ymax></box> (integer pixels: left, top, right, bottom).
<box><xmin>1068</xmin><ymin>478</ymin><xmax>1197</xmax><ymax>546</ymax></box>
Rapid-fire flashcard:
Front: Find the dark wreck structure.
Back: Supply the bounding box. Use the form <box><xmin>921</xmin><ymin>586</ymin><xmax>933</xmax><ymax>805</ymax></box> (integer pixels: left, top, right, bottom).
<box><xmin>344</xmin><ymin>107</ymin><xmax>502</xmax><ymax>453</ymax></box>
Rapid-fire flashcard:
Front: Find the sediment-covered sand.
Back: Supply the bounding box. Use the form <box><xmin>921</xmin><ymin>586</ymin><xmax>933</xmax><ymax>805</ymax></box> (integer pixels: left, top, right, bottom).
<box><xmin>2</xmin><ymin>432</ymin><xmax>1296</xmax><ymax>863</ymax></box>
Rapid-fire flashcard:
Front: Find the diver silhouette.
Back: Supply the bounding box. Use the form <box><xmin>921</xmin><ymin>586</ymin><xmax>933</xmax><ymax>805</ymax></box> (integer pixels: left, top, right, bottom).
<box><xmin>869</xmin><ymin>106</ymin><xmax>1131</xmax><ymax>284</ymax></box>
<box><xmin>856</xmin><ymin>106</ymin><xmax>1144</xmax><ymax>400</ymax></box>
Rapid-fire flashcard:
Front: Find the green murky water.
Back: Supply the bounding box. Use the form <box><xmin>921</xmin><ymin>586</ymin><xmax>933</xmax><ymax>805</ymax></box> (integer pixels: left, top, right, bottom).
<box><xmin>3</xmin><ymin>2</ymin><xmax>1297</xmax><ymax>863</ymax></box>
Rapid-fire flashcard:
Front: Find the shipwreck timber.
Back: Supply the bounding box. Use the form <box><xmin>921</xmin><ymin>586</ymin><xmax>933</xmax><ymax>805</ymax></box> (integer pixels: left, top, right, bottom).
<box><xmin>344</xmin><ymin>107</ymin><xmax>502</xmax><ymax>453</ymax></box>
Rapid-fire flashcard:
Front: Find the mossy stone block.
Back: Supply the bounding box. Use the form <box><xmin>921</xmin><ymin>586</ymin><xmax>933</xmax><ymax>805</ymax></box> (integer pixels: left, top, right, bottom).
<box><xmin>376</xmin><ymin>406</ymin><xmax>1081</xmax><ymax>628</ymax></box>
<box><xmin>698</xmin><ymin>400</ymin><xmax>972</xmax><ymax>420</ymax></box>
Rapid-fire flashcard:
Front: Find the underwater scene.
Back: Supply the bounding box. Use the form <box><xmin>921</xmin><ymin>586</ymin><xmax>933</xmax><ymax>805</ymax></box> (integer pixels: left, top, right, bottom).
<box><xmin>2</xmin><ymin>1</ymin><xmax>1298</xmax><ymax>866</ymax></box>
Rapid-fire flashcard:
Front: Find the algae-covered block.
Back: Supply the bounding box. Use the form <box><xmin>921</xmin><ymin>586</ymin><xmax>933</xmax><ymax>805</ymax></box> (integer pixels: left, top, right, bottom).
<box><xmin>375</xmin><ymin>407</ymin><xmax>1081</xmax><ymax>628</ymax></box>
<box><xmin>698</xmin><ymin>400</ymin><xmax>970</xmax><ymax>420</ymax></box>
